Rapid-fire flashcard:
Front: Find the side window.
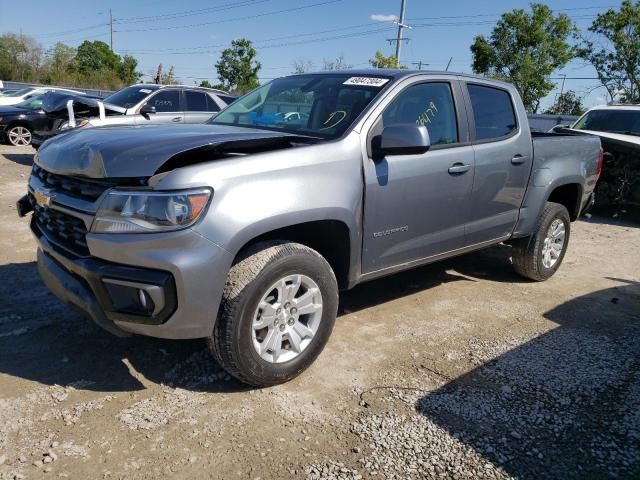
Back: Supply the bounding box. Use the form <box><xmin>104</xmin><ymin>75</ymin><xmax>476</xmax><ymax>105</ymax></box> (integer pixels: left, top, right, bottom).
<box><xmin>382</xmin><ymin>82</ymin><xmax>458</xmax><ymax>145</ymax></box>
<box><xmin>185</xmin><ymin>91</ymin><xmax>208</xmax><ymax>111</ymax></box>
<box><xmin>205</xmin><ymin>95</ymin><xmax>221</xmax><ymax>112</ymax></box>
<box><xmin>218</xmin><ymin>95</ymin><xmax>237</xmax><ymax>106</ymax></box>
<box><xmin>467</xmin><ymin>84</ymin><xmax>517</xmax><ymax>141</ymax></box>
<box><xmin>148</xmin><ymin>90</ymin><xmax>180</xmax><ymax>113</ymax></box>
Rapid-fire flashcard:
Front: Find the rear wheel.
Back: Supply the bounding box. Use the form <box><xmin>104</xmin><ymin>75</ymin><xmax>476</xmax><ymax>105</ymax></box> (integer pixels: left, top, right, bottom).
<box><xmin>7</xmin><ymin>125</ymin><xmax>32</xmax><ymax>146</ymax></box>
<box><xmin>208</xmin><ymin>241</ymin><xmax>338</xmax><ymax>386</ymax></box>
<box><xmin>512</xmin><ymin>202</ymin><xmax>571</xmax><ymax>281</ymax></box>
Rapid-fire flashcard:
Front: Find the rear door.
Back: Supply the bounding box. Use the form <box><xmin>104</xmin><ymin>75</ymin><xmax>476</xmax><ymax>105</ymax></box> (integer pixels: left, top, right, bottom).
<box><xmin>135</xmin><ymin>88</ymin><xmax>184</xmax><ymax>125</ymax></box>
<box><xmin>361</xmin><ymin>77</ymin><xmax>475</xmax><ymax>273</ymax></box>
<box><xmin>183</xmin><ymin>90</ymin><xmax>221</xmax><ymax>123</ymax></box>
<box><xmin>462</xmin><ymin>81</ymin><xmax>533</xmax><ymax>244</ymax></box>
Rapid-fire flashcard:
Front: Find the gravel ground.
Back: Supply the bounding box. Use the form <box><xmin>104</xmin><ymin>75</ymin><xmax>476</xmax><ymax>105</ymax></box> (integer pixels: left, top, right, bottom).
<box><xmin>0</xmin><ymin>144</ymin><xmax>638</xmax><ymax>479</ymax></box>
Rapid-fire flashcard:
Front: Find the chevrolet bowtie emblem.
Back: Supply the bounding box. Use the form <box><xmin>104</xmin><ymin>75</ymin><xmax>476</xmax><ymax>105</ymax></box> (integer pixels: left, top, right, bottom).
<box><xmin>33</xmin><ymin>188</ymin><xmax>55</xmax><ymax>208</ymax></box>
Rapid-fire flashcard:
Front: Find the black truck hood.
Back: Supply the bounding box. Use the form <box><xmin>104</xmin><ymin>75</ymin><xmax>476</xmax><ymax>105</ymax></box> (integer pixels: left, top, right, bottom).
<box><xmin>36</xmin><ymin>123</ymin><xmax>311</xmax><ymax>178</ymax></box>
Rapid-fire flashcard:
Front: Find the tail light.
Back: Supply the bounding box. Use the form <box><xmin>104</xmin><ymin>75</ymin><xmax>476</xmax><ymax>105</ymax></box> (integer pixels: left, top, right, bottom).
<box><xmin>596</xmin><ymin>147</ymin><xmax>604</xmax><ymax>178</ymax></box>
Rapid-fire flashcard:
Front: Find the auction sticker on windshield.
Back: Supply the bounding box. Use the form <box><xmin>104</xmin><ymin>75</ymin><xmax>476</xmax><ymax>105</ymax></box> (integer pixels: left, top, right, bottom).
<box><xmin>343</xmin><ymin>77</ymin><xmax>390</xmax><ymax>87</ymax></box>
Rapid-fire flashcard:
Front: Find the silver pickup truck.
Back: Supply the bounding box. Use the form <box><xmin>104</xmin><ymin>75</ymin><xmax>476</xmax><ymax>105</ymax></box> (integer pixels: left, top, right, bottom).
<box><xmin>18</xmin><ymin>70</ymin><xmax>602</xmax><ymax>386</ymax></box>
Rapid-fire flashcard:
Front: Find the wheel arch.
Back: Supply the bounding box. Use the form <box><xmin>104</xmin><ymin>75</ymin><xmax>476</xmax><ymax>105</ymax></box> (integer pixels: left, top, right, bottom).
<box><xmin>231</xmin><ymin>219</ymin><xmax>355</xmax><ymax>291</ymax></box>
<box><xmin>546</xmin><ymin>181</ymin><xmax>583</xmax><ymax>221</ymax></box>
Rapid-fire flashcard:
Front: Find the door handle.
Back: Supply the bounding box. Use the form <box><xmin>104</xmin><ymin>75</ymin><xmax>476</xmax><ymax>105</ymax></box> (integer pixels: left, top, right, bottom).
<box><xmin>511</xmin><ymin>154</ymin><xmax>527</xmax><ymax>165</ymax></box>
<box><xmin>448</xmin><ymin>163</ymin><xmax>471</xmax><ymax>174</ymax></box>
<box><xmin>172</xmin><ymin>117</ymin><xmax>182</xmax><ymax>122</ymax></box>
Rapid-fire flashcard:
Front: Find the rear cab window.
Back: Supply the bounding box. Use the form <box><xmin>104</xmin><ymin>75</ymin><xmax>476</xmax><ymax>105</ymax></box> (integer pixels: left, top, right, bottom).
<box><xmin>467</xmin><ymin>84</ymin><xmax>518</xmax><ymax>141</ymax></box>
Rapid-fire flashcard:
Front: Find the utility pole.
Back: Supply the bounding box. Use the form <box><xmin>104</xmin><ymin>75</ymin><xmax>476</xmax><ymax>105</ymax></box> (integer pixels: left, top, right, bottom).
<box><xmin>387</xmin><ymin>0</ymin><xmax>411</xmax><ymax>65</ymax></box>
<box><xmin>412</xmin><ymin>61</ymin><xmax>429</xmax><ymax>70</ymax></box>
<box><xmin>559</xmin><ymin>74</ymin><xmax>566</xmax><ymax>98</ymax></box>
<box><xmin>445</xmin><ymin>57</ymin><xmax>453</xmax><ymax>71</ymax></box>
<box><xmin>395</xmin><ymin>0</ymin><xmax>407</xmax><ymax>62</ymax></box>
<box><xmin>396</xmin><ymin>0</ymin><xmax>406</xmax><ymax>65</ymax></box>
<box><xmin>109</xmin><ymin>9</ymin><xmax>114</xmax><ymax>51</ymax></box>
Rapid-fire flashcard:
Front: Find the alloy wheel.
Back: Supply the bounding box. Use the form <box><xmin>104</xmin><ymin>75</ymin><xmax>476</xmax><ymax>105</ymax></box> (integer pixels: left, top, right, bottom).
<box><xmin>252</xmin><ymin>274</ymin><xmax>323</xmax><ymax>364</ymax></box>
<box><xmin>8</xmin><ymin>126</ymin><xmax>32</xmax><ymax>146</ymax></box>
<box><xmin>541</xmin><ymin>218</ymin><xmax>566</xmax><ymax>268</ymax></box>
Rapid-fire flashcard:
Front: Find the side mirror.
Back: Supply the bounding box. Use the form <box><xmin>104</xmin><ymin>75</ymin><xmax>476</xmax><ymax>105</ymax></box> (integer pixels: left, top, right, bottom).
<box><xmin>550</xmin><ymin>124</ymin><xmax>570</xmax><ymax>133</ymax></box>
<box><xmin>372</xmin><ymin>124</ymin><xmax>431</xmax><ymax>157</ymax></box>
<box><xmin>140</xmin><ymin>104</ymin><xmax>156</xmax><ymax>115</ymax></box>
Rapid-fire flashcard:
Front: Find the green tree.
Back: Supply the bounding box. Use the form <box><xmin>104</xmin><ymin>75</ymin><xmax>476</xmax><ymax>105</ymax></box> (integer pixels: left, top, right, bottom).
<box><xmin>0</xmin><ymin>33</ymin><xmax>42</xmax><ymax>82</ymax></box>
<box><xmin>578</xmin><ymin>0</ymin><xmax>640</xmax><ymax>103</ymax></box>
<box><xmin>199</xmin><ymin>80</ymin><xmax>213</xmax><ymax>88</ymax></box>
<box><xmin>215</xmin><ymin>39</ymin><xmax>261</xmax><ymax>94</ymax></box>
<box><xmin>119</xmin><ymin>55</ymin><xmax>140</xmax><ymax>85</ymax></box>
<box><xmin>42</xmin><ymin>42</ymin><xmax>77</xmax><ymax>85</ymax></box>
<box><xmin>368</xmin><ymin>51</ymin><xmax>406</xmax><ymax>69</ymax></box>
<box><xmin>543</xmin><ymin>90</ymin><xmax>585</xmax><ymax>115</ymax></box>
<box><xmin>75</xmin><ymin>40</ymin><xmax>120</xmax><ymax>75</ymax></box>
<box><xmin>470</xmin><ymin>3</ymin><xmax>575</xmax><ymax>112</ymax></box>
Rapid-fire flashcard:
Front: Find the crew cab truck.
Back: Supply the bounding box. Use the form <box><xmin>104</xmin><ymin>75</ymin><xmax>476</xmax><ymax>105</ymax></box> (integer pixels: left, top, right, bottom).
<box><xmin>17</xmin><ymin>71</ymin><xmax>603</xmax><ymax>386</ymax></box>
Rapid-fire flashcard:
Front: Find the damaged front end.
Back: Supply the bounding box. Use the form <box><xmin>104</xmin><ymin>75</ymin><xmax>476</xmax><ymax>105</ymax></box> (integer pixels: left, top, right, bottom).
<box><xmin>596</xmin><ymin>137</ymin><xmax>640</xmax><ymax>208</ymax></box>
<box><xmin>32</xmin><ymin>91</ymin><xmax>125</xmax><ymax>148</ymax></box>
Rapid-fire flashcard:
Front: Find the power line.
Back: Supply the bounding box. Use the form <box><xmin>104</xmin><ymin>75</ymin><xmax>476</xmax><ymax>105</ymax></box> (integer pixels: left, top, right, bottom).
<box><xmin>30</xmin><ymin>23</ymin><xmax>108</xmax><ymax>39</ymax></box>
<box><xmin>122</xmin><ymin>22</ymin><xmax>382</xmax><ymax>53</ymax></box>
<box><xmin>407</xmin><ymin>5</ymin><xmax>618</xmax><ymax>21</ymax></box>
<box><xmin>120</xmin><ymin>26</ymin><xmax>395</xmax><ymax>56</ymax></box>
<box><xmin>114</xmin><ymin>0</ymin><xmax>271</xmax><ymax>24</ymax></box>
<box><xmin>114</xmin><ymin>0</ymin><xmax>345</xmax><ymax>33</ymax></box>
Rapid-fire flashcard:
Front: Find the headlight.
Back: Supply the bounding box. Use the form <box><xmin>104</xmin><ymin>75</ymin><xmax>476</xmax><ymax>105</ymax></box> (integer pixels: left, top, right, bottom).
<box><xmin>92</xmin><ymin>189</ymin><xmax>212</xmax><ymax>233</ymax></box>
<box><xmin>60</xmin><ymin>119</ymin><xmax>89</xmax><ymax>131</ymax></box>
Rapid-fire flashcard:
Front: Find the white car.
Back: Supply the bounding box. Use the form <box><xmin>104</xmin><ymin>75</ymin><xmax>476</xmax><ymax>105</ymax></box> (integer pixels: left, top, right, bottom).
<box><xmin>0</xmin><ymin>86</ymin><xmax>85</xmax><ymax>106</ymax></box>
<box><xmin>570</xmin><ymin>104</ymin><xmax>640</xmax><ymax>144</ymax></box>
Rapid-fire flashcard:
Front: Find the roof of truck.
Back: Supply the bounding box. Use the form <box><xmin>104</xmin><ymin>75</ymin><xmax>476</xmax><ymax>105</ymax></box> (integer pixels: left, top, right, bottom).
<box><xmin>289</xmin><ymin>69</ymin><xmax>512</xmax><ymax>86</ymax></box>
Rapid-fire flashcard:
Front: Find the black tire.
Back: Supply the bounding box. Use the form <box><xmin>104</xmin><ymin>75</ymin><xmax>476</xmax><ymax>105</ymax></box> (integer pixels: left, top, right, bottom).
<box><xmin>512</xmin><ymin>202</ymin><xmax>571</xmax><ymax>281</ymax></box>
<box><xmin>208</xmin><ymin>241</ymin><xmax>339</xmax><ymax>386</ymax></box>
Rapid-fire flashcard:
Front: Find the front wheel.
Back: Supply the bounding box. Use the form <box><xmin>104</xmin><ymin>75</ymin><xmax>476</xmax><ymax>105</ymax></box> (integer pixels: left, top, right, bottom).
<box><xmin>7</xmin><ymin>125</ymin><xmax>32</xmax><ymax>146</ymax></box>
<box><xmin>208</xmin><ymin>241</ymin><xmax>339</xmax><ymax>386</ymax></box>
<box><xmin>512</xmin><ymin>202</ymin><xmax>571</xmax><ymax>281</ymax></box>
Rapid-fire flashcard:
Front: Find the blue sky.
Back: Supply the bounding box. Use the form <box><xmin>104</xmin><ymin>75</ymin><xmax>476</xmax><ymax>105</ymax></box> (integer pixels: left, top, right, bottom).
<box><xmin>0</xmin><ymin>0</ymin><xmax>619</xmax><ymax>109</ymax></box>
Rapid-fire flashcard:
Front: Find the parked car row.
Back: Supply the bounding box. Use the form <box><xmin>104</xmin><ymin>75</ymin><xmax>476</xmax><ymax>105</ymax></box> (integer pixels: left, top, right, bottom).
<box><xmin>0</xmin><ymin>83</ymin><xmax>236</xmax><ymax>147</ymax></box>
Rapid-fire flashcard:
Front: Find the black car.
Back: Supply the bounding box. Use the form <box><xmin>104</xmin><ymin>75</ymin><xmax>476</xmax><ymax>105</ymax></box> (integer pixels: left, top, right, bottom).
<box><xmin>0</xmin><ymin>95</ymin><xmax>48</xmax><ymax>146</ymax></box>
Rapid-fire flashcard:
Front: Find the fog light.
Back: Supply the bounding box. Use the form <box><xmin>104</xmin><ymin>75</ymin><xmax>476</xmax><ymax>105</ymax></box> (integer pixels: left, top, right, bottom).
<box><xmin>138</xmin><ymin>289</ymin><xmax>155</xmax><ymax>313</ymax></box>
<box><xmin>102</xmin><ymin>278</ymin><xmax>164</xmax><ymax>317</ymax></box>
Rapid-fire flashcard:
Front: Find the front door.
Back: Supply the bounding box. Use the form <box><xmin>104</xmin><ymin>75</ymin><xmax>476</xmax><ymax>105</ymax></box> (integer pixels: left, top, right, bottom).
<box><xmin>362</xmin><ymin>80</ymin><xmax>475</xmax><ymax>274</ymax></box>
<box><xmin>136</xmin><ymin>89</ymin><xmax>184</xmax><ymax>125</ymax></box>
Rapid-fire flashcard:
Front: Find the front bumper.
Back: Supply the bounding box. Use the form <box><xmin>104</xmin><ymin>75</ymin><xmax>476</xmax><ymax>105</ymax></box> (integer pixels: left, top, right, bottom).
<box><xmin>32</xmin><ymin>213</ymin><xmax>233</xmax><ymax>339</ymax></box>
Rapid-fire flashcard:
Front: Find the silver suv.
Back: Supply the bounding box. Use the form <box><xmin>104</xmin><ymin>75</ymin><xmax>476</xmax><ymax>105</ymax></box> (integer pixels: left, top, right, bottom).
<box><xmin>32</xmin><ymin>84</ymin><xmax>235</xmax><ymax>147</ymax></box>
<box><xmin>86</xmin><ymin>84</ymin><xmax>235</xmax><ymax>126</ymax></box>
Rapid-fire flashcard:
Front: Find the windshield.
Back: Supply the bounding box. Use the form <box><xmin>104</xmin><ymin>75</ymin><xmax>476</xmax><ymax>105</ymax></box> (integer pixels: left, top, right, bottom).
<box><xmin>573</xmin><ymin>109</ymin><xmax>640</xmax><ymax>136</ymax></box>
<box><xmin>103</xmin><ymin>85</ymin><xmax>160</xmax><ymax>108</ymax></box>
<box><xmin>15</xmin><ymin>94</ymin><xmax>44</xmax><ymax>110</ymax></box>
<box><xmin>210</xmin><ymin>74</ymin><xmax>391</xmax><ymax>138</ymax></box>
<box><xmin>7</xmin><ymin>87</ymin><xmax>36</xmax><ymax>98</ymax></box>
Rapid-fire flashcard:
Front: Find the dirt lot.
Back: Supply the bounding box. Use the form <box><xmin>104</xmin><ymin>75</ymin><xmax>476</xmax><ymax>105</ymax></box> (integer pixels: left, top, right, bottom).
<box><xmin>0</xmin><ymin>143</ymin><xmax>639</xmax><ymax>480</ymax></box>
